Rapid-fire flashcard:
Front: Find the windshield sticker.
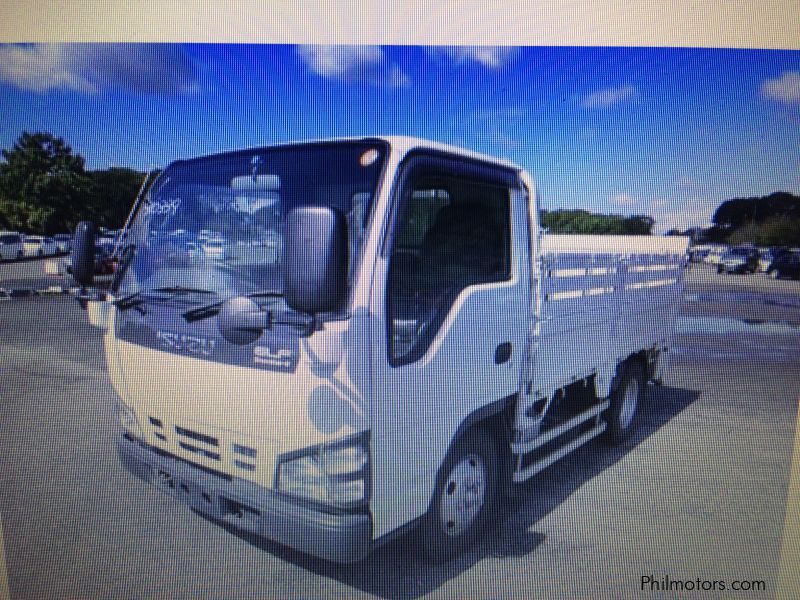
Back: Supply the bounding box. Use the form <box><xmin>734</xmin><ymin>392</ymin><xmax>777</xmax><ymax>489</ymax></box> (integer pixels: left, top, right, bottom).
<box><xmin>360</xmin><ymin>148</ymin><xmax>379</xmax><ymax>167</ymax></box>
<box><xmin>143</xmin><ymin>197</ymin><xmax>182</xmax><ymax>217</ymax></box>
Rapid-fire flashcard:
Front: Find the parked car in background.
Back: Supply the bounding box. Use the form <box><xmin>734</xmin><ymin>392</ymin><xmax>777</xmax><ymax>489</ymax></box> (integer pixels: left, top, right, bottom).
<box><xmin>759</xmin><ymin>248</ymin><xmax>789</xmax><ymax>272</ymax></box>
<box><xmin>767</xmin><ymin>251</ymin><xmax>800</xmax><ymax>280</ymax></box>
<box><xmin>198</xmin><ymin>229</ymin><xmax>216</xmax><ymax>243</ymax></box>
<box><xmin>23</xmin><ymin>235</ymin><xmax>58</xmax><ymax>257</ymax></box>
<box><xmin>202</xmin><ymin>237</ymin><xmax>226</xmax><ymax>260</ymax></box>
<box><xmin>53</xmin><ymin>233</ymin><xmax>72</xmax><ymax>253</ymax></box>
<box><xmin>0</xmin><ymin>231</ymin><xmax>24</xmax><ymax>260</ymax></box>
<box><xmin>688</xmin><ymin>245</ymin><xmax>711</xmax><ymax>263</ymax></box>
<box><xmin>704</xmin><ymin>246</ymin><xmax>727</xmax><ymax>265</ymax></box>
<box><xmin>717</xmin><ymin>246</ymin><xmax>759</xmax><ymax>274</ymax></box>
<box><xmin>97</xmin><ymin>232</ymin><xmax>118</xmax><ymax>253</ymax></box>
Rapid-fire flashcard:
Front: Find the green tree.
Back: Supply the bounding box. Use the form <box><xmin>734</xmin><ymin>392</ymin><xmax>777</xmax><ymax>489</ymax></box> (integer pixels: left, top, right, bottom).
<box><xmin>88</xmin><ymin>167</ymin><xmax>149</xmax><ymax>229</ymax></box>
<box><xmin>728</xmin><ymin>216</ymin><xmax>800</xmax><ymax>247</ymax></box>
<box><xmin>713</xmin><ymin>192</ymin><xmax>800</xmax><ymax>230</ymax></box>
<box><xmin>540</xmin><ymin>209</ymin><xmax>653</xmax><ymax>235</ymax></box>
<box><xmin>0</xmin><ymin>132</ymin><xmax>92</xmax><ymax>233</ymax></box>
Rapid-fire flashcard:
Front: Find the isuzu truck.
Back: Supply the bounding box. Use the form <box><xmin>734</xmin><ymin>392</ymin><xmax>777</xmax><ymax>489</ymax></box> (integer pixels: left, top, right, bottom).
<box><xmin>72</xmin><ymin>137</ymin><xmax>688</xmax><ymax>563</ymax></box>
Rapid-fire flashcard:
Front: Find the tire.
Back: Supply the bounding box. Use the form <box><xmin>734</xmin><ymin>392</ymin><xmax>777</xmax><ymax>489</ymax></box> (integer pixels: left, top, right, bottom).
<box><xmin>418</xmin><ymin>427</ymin><xmax>500</xmax><ymax>562</ymax></box>
<box><xmin>769</xmin><ymin>269</ymin><xmax>779</xmax><ymax>280</ymax></box>
<box><xmin>17</xmin><ymin>250</ymin><xmax>23</xmax><ymax>259</ymax></box>
<box><xmin>604</xmin><ymin>361</ymin><xmax>647</xmax><ymax>444</ymax></box>
<box><xmin>716</xmin><ymin>265</ymin><xmax>724</xmax><ymax>274</ymax></box>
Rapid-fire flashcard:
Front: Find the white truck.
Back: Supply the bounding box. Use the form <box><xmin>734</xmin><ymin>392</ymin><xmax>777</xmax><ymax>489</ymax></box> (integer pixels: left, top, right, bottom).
<box><xmin>72</xmin><ymin>137</ymin><xmax>688</xmax><ymax>563</ymax></box>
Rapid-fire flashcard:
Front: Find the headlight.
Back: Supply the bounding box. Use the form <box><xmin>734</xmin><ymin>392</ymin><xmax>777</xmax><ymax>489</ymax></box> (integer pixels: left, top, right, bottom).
<box><xmin>275</xmin><ymin>432</ymin><xmax>370</xmax><ymax>509</ymax></box>
<box><xmin>116</xmin><ymin>403</ymin><xmax>144</xmax><ymax>440</ymax></box>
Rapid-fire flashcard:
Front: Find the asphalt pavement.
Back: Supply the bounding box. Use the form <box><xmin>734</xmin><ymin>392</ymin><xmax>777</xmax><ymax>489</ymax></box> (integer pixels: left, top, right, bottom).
<box><xmin>1</xmin><ymin>260</ymin><xmax>799</xmax><ymax>599</ymax></box>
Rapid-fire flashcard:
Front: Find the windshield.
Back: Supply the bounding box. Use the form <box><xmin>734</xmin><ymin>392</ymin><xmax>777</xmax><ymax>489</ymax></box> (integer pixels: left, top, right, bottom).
<box><xmin>117</xmin><ymin>141</ymin><xmax>387</xmax><ymax>303</ymax></box>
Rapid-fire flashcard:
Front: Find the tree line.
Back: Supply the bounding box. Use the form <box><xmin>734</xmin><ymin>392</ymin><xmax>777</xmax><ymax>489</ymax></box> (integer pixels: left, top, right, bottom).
<box><xmin>0</xmin><ymin>132</ymin><xmax>149</xmax><ymax>234</ymax></box>
<box><xmin>541</xmin><ymin>209</ymin><xmax>654</xmax><ymax>235</ymax></box>
<box><xmin>706</xmin><ymin>192</ymin><xmax>800</xmax><ymax>247</ymax></box>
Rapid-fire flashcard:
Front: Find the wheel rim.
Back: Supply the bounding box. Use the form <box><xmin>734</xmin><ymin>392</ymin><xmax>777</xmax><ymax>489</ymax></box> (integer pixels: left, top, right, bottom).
<box><xmin>620</xmin><ymin>377</ymin><xmax>639</xmax><ymax>429</ymax></box>
<box><xmin>439</xmin><ymin>453</ymin><xmax>487</xmax><ymax>537</ymax></box>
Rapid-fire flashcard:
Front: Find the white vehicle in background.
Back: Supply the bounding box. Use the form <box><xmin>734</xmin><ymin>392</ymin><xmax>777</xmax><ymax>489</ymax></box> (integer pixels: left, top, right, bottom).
<box><xmin>198</xmin><ymin>229</ymin><xmax>216</xmax><ymax>243</ymax></box>
<box><xmin>0</xmin><ymin>231</ymin><xmax>24</xmax><ymax>260</ymax></box>
<box><xmin>53</xmin><ymin>233</ymin><xmax>72</xmax><ymax>253</ymax></box>
<box><xmin>23</xmin><ymin>235</ymin><xmax>58</xmax><ymax>257</ymax></box>
<box><xmin>201</xmin><ymin>237</ymin><xmax>226</xmax><ymax>260</ymax></box>
<box><xmin>688</xmin><ymin>244</ymin><xmax>711</xmax><ymax>263</ymax></box>
<box><xmin>703</xmin><ymin>245</ymin><xmax>727</xmax><ymax>265</ymax></box>
<box><xmin>97</xmin><ymin>231</ymin><xmax>118</xmax><ymax>246</ymax></box>
<box><xmin>185</xmin><ymin>241</ymin><xmax>202</xmax><ymax>260</ymax></box>
<box><xmin>73</xmin><ymin>137</ymin><xmax>689</xmax><ymax>564</ymax></box>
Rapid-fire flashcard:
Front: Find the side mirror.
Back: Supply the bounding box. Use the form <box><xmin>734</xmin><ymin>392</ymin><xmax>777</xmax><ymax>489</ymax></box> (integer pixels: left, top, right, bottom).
<box><xmin>72</xmin><ymin>221</ymin><xmax>97</xmax><ymax>287</ymax></box>
<box><xmin>284</xmin><ymin>206</ymin><xmax>348</xmax><ymax>315</ymax></box>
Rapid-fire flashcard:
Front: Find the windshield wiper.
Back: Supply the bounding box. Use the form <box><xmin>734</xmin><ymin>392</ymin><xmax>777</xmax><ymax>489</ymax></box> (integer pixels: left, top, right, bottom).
<box><xmin>182</xmin><ymin>290</ymin><xmax>283</xmax><ymax>323</ymax></box>
<box><xmin>115</xmin><ymin>286</ymin><xmax>216</xmax><ymax>312</ymax></box>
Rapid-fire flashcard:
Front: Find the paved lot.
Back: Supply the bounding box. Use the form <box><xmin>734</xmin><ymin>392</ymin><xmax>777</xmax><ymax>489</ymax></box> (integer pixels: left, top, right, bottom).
<box><xmin>1</xmin><ymin>262</ymin><xmax>799</xmax><ymax>599</ymax></box>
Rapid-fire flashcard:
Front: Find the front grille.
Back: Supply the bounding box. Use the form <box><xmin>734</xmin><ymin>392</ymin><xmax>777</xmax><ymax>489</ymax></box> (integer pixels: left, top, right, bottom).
<box><xmin>147</xmin><ymin>415</ymin><xmax>262</xmax><ymax>479</ymax></box>
<box><xmin>178</xmin><ymin>441</ymin><xmax>221</xmax><ymax>461</ymax></box>
<box><xmin>175</xmin><ymin>426</ymin><xmax>219</xmax><ymax>447</ymax></box>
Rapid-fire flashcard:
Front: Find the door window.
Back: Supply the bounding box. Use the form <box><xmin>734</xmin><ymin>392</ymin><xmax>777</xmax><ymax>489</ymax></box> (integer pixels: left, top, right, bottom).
<box><xmin>386</xmin><ymin>163</ymin><xmax>511</xmax><ymax>364</ymax></box>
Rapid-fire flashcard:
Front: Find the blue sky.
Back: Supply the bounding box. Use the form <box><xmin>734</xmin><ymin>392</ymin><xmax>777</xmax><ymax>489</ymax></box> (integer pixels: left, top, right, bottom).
<box><xmin>1</xmin><ymin>44</ymin><xmax>799</xmax><ymax>232</ymax></box>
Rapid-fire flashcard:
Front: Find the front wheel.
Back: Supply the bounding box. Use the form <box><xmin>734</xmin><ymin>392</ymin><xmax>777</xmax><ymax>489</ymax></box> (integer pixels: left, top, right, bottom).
<box><xmin>604</xmin><ymin>361</ymin><xmax>647</xmax><ymax>444</ymax></box>
<box><xmin>418</xmin><ymin>428</ymin><xmax>500</xmax><ymax>561</ymax></box>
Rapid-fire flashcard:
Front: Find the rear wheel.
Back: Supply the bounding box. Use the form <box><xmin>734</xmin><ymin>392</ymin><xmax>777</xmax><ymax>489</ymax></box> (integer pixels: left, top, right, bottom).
<box><xmin>418</xmin><ymin>427</ymin><xmax>500</xmax><ymax>561</ymax></box>
<box><xmin>604</xmin><ymin>361</ymin><xmax>647</xmax><ymax>444</ymax></box>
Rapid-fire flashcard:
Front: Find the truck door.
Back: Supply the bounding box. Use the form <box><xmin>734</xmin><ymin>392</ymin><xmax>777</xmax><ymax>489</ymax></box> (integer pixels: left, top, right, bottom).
<box><xmin>368</xmin><ymin>154</ymin><xmax>531</xmax><ymax>538</ymax></box>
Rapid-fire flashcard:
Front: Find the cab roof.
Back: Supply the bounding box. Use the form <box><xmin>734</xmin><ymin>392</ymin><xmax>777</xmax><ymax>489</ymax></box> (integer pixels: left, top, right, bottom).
<box><xmin>169</xmin><ymin>136</ymin><xmax>523</xmax><ymax>173</ymax></box>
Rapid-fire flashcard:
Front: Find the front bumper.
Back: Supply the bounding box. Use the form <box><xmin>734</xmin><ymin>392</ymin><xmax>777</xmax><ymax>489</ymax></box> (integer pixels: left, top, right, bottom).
<box><xmin>117</xmin><ymin>434</ymin><xmax>373</xmax><ymax>563</ymax></box>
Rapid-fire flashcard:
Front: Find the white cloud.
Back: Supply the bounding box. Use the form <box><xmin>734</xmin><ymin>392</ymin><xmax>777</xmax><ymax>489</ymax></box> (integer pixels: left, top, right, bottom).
<box><xmin>652</xmin><ymin>207</ymin><xmax>713</xmax><ymax>234</ymax></box>
<box><xmin>647</xmin><ymin>197</ymin><xmax>715</xmax><ymax>234</ymax></box>
<box><xmin>296</xmin><ymin>45</ymin><xmax>409</xmax><ymax>88</ymax></box>
<box><xmin>0</xmin><ymin>44</ymin><xmax>198</xmax><ymax>95</ymax></box>
<box><xmin>428</xmin><ymin>46</ymin><xmax>518</xmax><ymax>69</ymax></box>
<box><xmin>650</xmin><ymin>197</ymin><xmax>670</xmax><ymax>209</ymax></box>
<box><xmin>296</xmin><ymin>45</ymin><xmax>382</xmax><ymax>78</ymax></box>
<box><xmin>761</xmin><ymin>71</ymin><xmax>800</xmax><ymax>104</ymax></box>
<box><xmin>0</xmin><ymin>45</ymin><xmax>94</xmax><ymax>92</ymax></box>
<box><xmin>581</xmin><ymin>85</ymin><xmax>638</xmax><ymax>109</ymax></box>
<box><xmin>611</xmin><ymin>192</ymin><xmax>637</xmax><ymax>206</ymax></box>
<box><xmin>384</xmin><ymin>65</ymin><xmax>411</xmax><ymax>89</ymax></box>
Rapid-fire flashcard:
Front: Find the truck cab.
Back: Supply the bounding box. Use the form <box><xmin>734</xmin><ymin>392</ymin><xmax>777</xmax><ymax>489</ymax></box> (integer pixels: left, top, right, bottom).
<box><xmin>74</xmin><ymin>137</ymin><xmax>687</xmax><ymax>562</ymax></box>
